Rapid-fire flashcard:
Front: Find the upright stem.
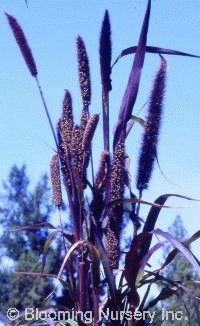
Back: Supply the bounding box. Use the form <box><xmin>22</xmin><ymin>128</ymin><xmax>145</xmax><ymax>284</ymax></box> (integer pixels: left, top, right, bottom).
<box><xmin>134</xmin><ymin>190</ymin><xmax>142</xmax><ymax>238</ymax></box>
<box><xmin>58</xmin><ymin>207</ymin><xmax>67</xmax><ymax>254</ymax></box>
<box><xmin>102</xmin><ymin>94</ymin><xmax>110</xmax><ymax>153</ymax></box>
<box><xmin>90</xmin><ymin>264</ymin><xmax>100</xmax><ymax>325</ymax></box>
<box><xmin>78</xmin><ymin>244</ymin><xmax>87</xmax><ymax>326</ymax></box>
<box><xmin>35</xmin><ymin>76</ymin><xmax>59</xmax><ymax>151</ymax></box>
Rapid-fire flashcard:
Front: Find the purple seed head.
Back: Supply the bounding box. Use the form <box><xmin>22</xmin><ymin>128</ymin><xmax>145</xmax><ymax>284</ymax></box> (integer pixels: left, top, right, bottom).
<box><xmin>50</xmin><ymin>154</ymin><xmax>62</xmax><ymax>207</ymax></box>
<box><xmin>107</xmin><ymin>138</ymin><xmax>125</xmax><ymax>269</ymax></box>
<box><xmin>136</xmin><ymin>56</ymin><xmax>167</xmax><ymax>192</ymax></box>
<box><xmin>5</xmin><ymin>13</ymin><xmax>38</xmax><ymax>77</ymax></box>
<box><xmin>77</xmin><ymin>35</ymin><xmax>91</xmax><ymax>108</ymax></box>
<box><xmin>100</xmin><ymin>10</ymin><xmax>112</xmax><ymax>97</ymax></box>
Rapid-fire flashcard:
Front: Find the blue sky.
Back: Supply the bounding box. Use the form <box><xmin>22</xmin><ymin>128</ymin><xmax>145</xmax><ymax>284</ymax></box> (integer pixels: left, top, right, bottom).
<box><xmin>0</xmin><ymin>0</ymin><xmax>200</xmax><ymax>262</ymax></box>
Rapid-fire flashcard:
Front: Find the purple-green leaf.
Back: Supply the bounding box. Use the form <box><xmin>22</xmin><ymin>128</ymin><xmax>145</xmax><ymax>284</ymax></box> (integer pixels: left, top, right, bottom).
<box><xmin>112</xmin><ymin>45</ymin><xmax>200</xmax><ymax>67</ymax></box>
<box><xmin>42</xmin><ymin>231</ymin><xmax>57</xmax><ymax>272</ymax></box>
<box><xmin>161</xmin><ymin>230</ymin><xmax>200</xmax><ymax>270</ymax></box>
<box><xmin>139</xmin><ymin>193</ymin><xmax>200</xmax><ymax>260</ymax></box>
<box><xmin>113</xmin><ymin>0</ymin><xmax>151</xmax><ymax>149</ymax></box>
<box><xmin>10</xmin><ymin>222</ymin><xmax>57</xmax><ymax>232</ymax></box>
<box><xmin>137</xmin><ymin>240</ymin><xmax>167</xmax><ymax>285</ymax></box>
<box><xmin>152</xmin><ymin>229</ymin><xmax>200</xmax><ymax>272</ymax></box>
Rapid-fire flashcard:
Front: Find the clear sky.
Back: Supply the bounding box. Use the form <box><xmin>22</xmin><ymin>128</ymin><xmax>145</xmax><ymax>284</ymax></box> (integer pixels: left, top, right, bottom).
<box><xmin>0</xmin><ymin>0</ymin><xmax>200</xmax><ymax>262</ymax></box>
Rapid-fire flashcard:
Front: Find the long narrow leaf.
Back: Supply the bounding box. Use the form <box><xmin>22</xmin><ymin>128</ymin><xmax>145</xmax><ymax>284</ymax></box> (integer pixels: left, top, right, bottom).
<box><xmin>184</xmin><ymin>229</ymin><xmax>200</xmax><ymax>248</ymax></box>
<box><xmin>139</xmin><ymin>193</ymin><xmax>200</xmax><ymax>259</ymax></box>
<box><xmin>113</xmin><ymin>0</ymin><xmax>151</xmax><ymax>149</ymax></box>
<box><xmin>112</xmin><ymin>45</ymin><xmax>200</xmax><ymax>67</ymax></box>
<box><xmin>42</xmin><ymin>231</ymin><xmax>57</xmax><ymax>272</ymax></box>
<box><xmin>44</xmin><ymin>240</ymin><xmax>84</xmax><ymax>302</ymax></box>
<box><xmin>136</xmin><ymin>240</ymin><xmax>167</xmax><ymax>285</ymax></box>
<box><xmin>15</xmin><ymin>271</ymin><xmax>74</xmax><ymax>299</ymax></box>
<box><xmin>161</xmin><ymin>230</ymin><xmax>200</xmax><ymax>270</ymax></box>
<box><xmin>10</xmin><ymin>222</ymin><xmax>57</xmax><ymax>231</ymax></box>
<box><xmin>152</xmin><ymin>229</ymin><xmax>200</xmax><ymax>272</ymax></box>
<box><xmin>108</xmin><ymin>193</ymin><xmax>200</xmax><ymax>209</ymax></box>
<box><xmin>147</xmin><ymin>285</ymin><xmax>177</xmax><ymax>309</ymax></box>
<box><xmin>144</xmin><ymin>272</ymin><xmax>187</xmax><ymax>309</ymax></box>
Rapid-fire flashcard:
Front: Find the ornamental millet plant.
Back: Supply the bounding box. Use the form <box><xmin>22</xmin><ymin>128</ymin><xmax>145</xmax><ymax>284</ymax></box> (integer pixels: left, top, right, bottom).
<box><xmin>5</xmin><ymin>1</ymin><xmax>200</xmax><ymax>325</ymax></box>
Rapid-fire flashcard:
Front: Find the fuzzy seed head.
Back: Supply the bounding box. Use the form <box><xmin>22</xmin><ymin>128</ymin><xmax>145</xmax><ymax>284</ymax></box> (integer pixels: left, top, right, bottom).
<box><xmin>95</xmin><ymin>150</ymin><xmax>110</xmax><ymax>191</ymax></box>
<box><xmin>136</xmin><ymin>56</ymin><xmax>167</xmax><ymax>192</ymax></box>
<box><xmin>82</xmin><ymin>114</ymin><xmax>99</xmax><ymax>151</ymax></box>
<box><xmin>100</xmin><ymin>10</ymin><xmax>112</xmax><ymax>96</ymax></box>
<box><xmin>62</xmin><ymin>90</ymin><xmax>73</xmax><ymax>120</ymax></box>
<box><xmin>50</xmin><ymin>154</ymin><xmax>62</xmax><ymax>207</ymax></box>
<box><xmin>80</xmin><ymin>109</ymin><xmax>89</xmax><ymax>131</ymax></box>
<box><xmin>107</xmin><ymin>227</ymin><xmax>119</xmax><ymax>269</ymax></box>
<box><xmin>90</xmin><ymin>151</ymin><xmax>110</xmax><ymax>222</ymax></box>
<box><xmin>60</xmin><ymin>90</ymin><xmax>74</xmax><ymax>148</ymax></box>
<box><xmin>57</xmin><ymin>120</ymin><xmax>72</xmax><ymax>191</ymax></box>
<box><xmin>107</xmin><ymin>139</ymin><xmax>125</xmax><ymax>269</ymax></box>
<box><xmin>81</xmin><ymin>114</ymin><xmax>99</xmax><ymax>188</ymax></box>
<box><xmin>71</xmin><ymin>125</ymin><xmax>84</xmax><ymax>177</ymax></box>
<box><xmin>110</xmin><ymin>139</ymin><xmax>125</xmax><ymax>202</ymax></box>
<box><xmin>5</xmin><ymin>13</ymin><xmax>37</xmax><ymax>77</ymax></box>
<box><xmin>77</xmin><ymin>35</ymin><xmax>91</xmax><ymax>108</ymax></box>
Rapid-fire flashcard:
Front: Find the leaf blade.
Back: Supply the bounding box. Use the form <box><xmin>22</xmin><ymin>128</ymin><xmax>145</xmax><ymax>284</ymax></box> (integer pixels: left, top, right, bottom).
<box><xmin>152</xmin><ymin>229</ymin><xmax>200</xmax><ymax>272</ymax></box>
<box><xmin>113</xmin><ymin>0</ymin><xmax>151</xmax><ymax>149</ymax></box>
<box><xmin>112</xmin><ymin>45</ymin><xmax>200</xmax><ymax>67</ymax></box>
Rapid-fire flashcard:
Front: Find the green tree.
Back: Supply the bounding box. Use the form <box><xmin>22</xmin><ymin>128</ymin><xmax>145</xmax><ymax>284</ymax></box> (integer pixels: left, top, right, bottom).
<box><xmin>151</xmin><ymin>216</ymin><xmax>200</xmax><ymax>326</ymax></box>
<box><xmin>0</xmin><ymin>165</ymin><xmax>65</xmax><ymax>315</ymax></box>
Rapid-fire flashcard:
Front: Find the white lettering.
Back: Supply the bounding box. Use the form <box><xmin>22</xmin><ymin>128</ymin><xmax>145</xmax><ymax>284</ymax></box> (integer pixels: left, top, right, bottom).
<box><xmin>125</xmin><ymin>311</ymin><xmax>132</xmax><ymax>320</ymax></box>
<box><xmin>84</xmin><ymin>311</ymin><xmax>93</xmax><ymax>323</ymax></box>
<box><xmin>25</xmin><ymin>308</ymin><xmax>34</xmax><ymax>321</ymax></box>
<box><xmin>133</xmin><ymin>311</ymin><xmax>142</xmax><ymax>320</ymax></box>
<box><xmin>98</xmin><ymin>307</ymin><xmax>109</xmax><ymax>320</ymax></box>
<box><xmin>23</xmin><ymin>308</ymin><xmax>183</xmax><ymax>323</ymax></box>
<box><xmin>143</xmin><ymin>311</ymin><xmax>156</xmax><ymax>323</ymax></box>
<box><xmin>175</xmin><ymin>311</ymin><xmax>183</xmax><ymax>320</ymax></box>
<box><xmin>48</xmin><ymin>311</ymin><xmax>57</xmax><ymax>320</ymax></box>
<box><xmin>162</xmin><ymin>309</ymin><xmax>183</xmax><ymax>321</ymax></box>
